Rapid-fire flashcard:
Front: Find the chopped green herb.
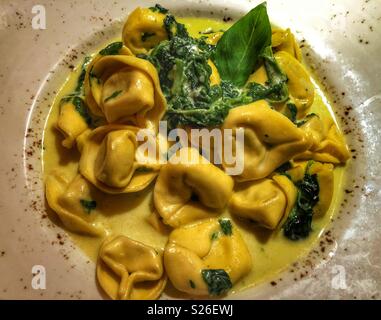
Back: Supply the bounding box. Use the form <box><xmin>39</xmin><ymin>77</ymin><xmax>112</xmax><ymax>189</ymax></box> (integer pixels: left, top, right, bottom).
<box><xmin>80</xmin><ymin>199</ymin><xmax>97</xmax><ymax>214</ymax></box>
<box><xmin>211</xmin><ymin>232</ymin><xmax>219</xmax><ymax>241</ymax></box>
<box><xmin>149</xmin><ymin>4</ymin><xmax>169</xmax><ymax>14</ymax></box>
<box><xmin>141</xmin><ymin>32</ymin><xmax>156</xmax><ymax>42</ymax></box>
<box><xmin>296</xmin><ymin>113</ymin><xmax>319</xmax><ymax>127</ymax></box>
<box><xmin>283</xmin><ymin>166</ymin><xmax>320</xmax><ymax>240</ymax></box>
<box><xmin>135</xmin><ymin>166</ymin><xmax>154</xmax><ymax>173</ymax></box>
<box><xmin>201</xmin><ymin>269</ymin><xmax>232</xmax><ymax>296</ymax></box>
<box><xmin>99</xmin><ymin>42</ymin><xmax>123</xmax><ymax>56</ymax></box>
<box><xmin>60</xmin><ymin>96</ymin><xmax>93</xmax><ymax>126</ymax></box>
<box><xmin>285</xmin><ymin>102</ymin><xmax>297</xmax><ymax>123</ymax></box>
<box><xmin>189</xmin><ymin>280</ymin><xmax>196</xmax><ymax>289</ymax></box>
<box><xmin>218</xmin><ymin>219</ymin><xmax>232</xmax><ymax>236</ymax></box>
<box><xmin>260</xmin><ymin>46</ymin><xmax>289</xmax><ymax>103</ymax></box>
<box><xmin>74</xmin><ymin>56</ymin><xmax>91</xmax><ymax>93</ymax></box>
<box><xmin>104</xmin><ymin>90</ymin><xmax>123</xmax><ymax>102</ymax></box>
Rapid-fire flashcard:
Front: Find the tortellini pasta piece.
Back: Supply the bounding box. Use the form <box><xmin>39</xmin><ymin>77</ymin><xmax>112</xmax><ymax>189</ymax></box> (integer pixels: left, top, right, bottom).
<box><xmin>229</xmin><ymin>175</ymin><xmax>297</xmax><ymax>230</ymax></box>
<box><xmin>164</xmin><ymin>218</ymin><xmax>252</xmax><ymax>296</ymax></box>
<box><xmin>97</xmin><ymin>235</ymin><xmax>167</xmax><ymax>300</ymax></box>
<box><xmin>222</xmin><ymin>100</ymin><xmax>312</xmax><ymax>181</ymax></box>
<box><xmin>287</xmin><ymin>161</ymin><xmax>334</xmax><ymax>217</ymax></box>
<box><xmin>56</xmin><ymin>98</ymin><xmax>89</xmax><ymax>149</ymax></box>
<box><xmin>208</xmin><ymin>59</ymin><xmax>221</xmax><ymax>85</ymax></box>
<box><xmin>122</xmin><ymin>7</ymin><xmax>168</xmax><ymax>55</ymax></box>
<box><xmin>274</xmin><ymin>51</ymin><xmax>315</xmax><ymax>115</ymax></box>
<box><xmin>296</xmin><ymin>115</ymin><xmax>350</xmax><ymax>164</ymax></box>
<box><xmin>79</xmin><ymin>124</ymin><xmax>160</xmax><ymax>194</ymax></box>
<box><xmin>247</xmin><ymin>65</ymin><xmax>268</xmax><ymax>85</ymax></box>
<box><xmin>45</xmin><ymin>170</ymin><xmax>104</xmax><ymax>236</ymax></box>
<box><xmin>84</xmin><ymin>54</ymin><xmax>166</xmax><ymax>131</ymax></box>
<box><xmin>272</xmin><ymin>28</ymin><xmax>302</xmax><ymax>61</ymax></box>
<box><xmin>154</xmin><ymin>147</ymin><xmax>234</xmax><ymax>228</ymax></box>
<box><xmin>84</xmin><ymin>44</ymin><xmax>133</xmax><ymax>118</ymax></box>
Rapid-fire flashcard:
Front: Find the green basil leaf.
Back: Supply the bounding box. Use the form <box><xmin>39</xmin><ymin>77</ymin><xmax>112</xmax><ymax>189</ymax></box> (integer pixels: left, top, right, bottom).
<box><xmin>213</xmin><ymin>2</ymin><xmax>271</xmax><ymax>87</ymax></box>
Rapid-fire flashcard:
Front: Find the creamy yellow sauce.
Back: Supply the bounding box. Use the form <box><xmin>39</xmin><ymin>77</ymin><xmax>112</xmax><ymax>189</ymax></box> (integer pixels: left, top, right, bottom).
<box><xmin>42</xmin><ymin>17</ymin><xmax>346</xmax><ymax>297</ymax></box>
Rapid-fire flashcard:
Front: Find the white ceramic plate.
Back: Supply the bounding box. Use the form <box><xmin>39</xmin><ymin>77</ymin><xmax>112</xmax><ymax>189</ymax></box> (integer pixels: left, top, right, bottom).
<box><xmin>0</xmin><ymin>0</ymin><xmax>380</xmax><ymax>299</ymax></box>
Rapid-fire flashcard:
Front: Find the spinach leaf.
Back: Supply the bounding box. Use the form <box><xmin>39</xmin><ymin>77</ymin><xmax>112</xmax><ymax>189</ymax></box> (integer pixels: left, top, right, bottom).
<box><xmin>104</xmin><ymin>90</ymin><xmax>123</xmax><ymax>102</ymax></box>
<box><xmin>149</xmin><ymin>4</ymin><xmax>169</xmax><ymax>14</ymax></box>
<box><xmin>141</xmin><ymin>32</ymin><xmax>156</xmax><ymax>42</ymax></box>
<box><xmin>283</xmin><ymin>165</ymin><xmax>320</xmax><ymax>240</ymax></box>
<box><xmin>260</xmin><ymin>46</ymin><xmax>289</xmax><ymax>103</ymax></box>
<box><xmin>60</xmin><ymin>95</ymin><xmax>93</xmax><ymax>126</ymax></box>
<box><xmin>202</xmin><ymin>269</ymin><xmax>232</xmax><ymax>296</ymax></box>
<box><xmin>99</xmin><ymin>42</ymin><xmax>123</xmax><ymax>56</ymax></box>
<box><xmin>135</xmin><ymin>166</ymin><xmax>154</xmax><ymax>173</ymax></box>
<box><xmin>74</xmin><ymin>56</ymin><xmax>91</xmax><ymax>93</ymax></box>
<box><xmin>189</xmin><ymin>280</ymin><xmax>196</xmax><ymax>289</ymax></box>
<box><xmin>285</xmin><ymin>102</ymin><xmax>297</xmax><ymax>123</ymax></box>
<box><xmin>219</xmin><ymin>219</ymin><xmax>233</xmax><ymax>236</ymax></box>
<box><xmin>80</xmin><ymin>199</ymin><xmax>97</xmax><ymax>214</ymax></box>
<box><xmin>211</xmin><ymin>232</ymin><xmax>219</xmax><ymax>241</ymax></box>
<box><xmin>141</xmin><ymin>5</ymin><xmax>287</xmax><ymax>128</ymax></box>
<box><xmin>164</xmin><ymin>14</ymin><xmax>189</xmax><ymax>39</ymax></box>
<box><xmin>213</xmin><ymin>2</ymin><xmax>271</xmax><ymax>86</ymax></box>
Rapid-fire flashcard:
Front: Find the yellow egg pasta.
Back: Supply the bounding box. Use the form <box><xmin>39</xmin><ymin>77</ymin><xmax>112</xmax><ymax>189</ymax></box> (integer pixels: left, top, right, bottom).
<box><xmin>154</xmin><ymin>147</ymin><xmax>234</xmax><ymax>227</ymax></box>
<box><xmin>229</xmin><ymin>175</ymin><xmax>297</xmax><ymax>229</ymax></box>
<box><xmin>45</xmin><ymin>170</ymin><xmax>104</xmax><ymax>236</ymax></box>
<box><xmin>122</xmin><ymin>7</ymin><xmax>168</xmax><ymax>55</ymax></box>
<box><xmin>97</xmin><ymin>235</ymin><xmax>167</xmax><ymax>300</ymax></box>
<box><xmin>274</xmin><ymin>51</ymin><xmax>315</xmax><ymax>115</ymax></box>
<box><xmin>222</xmin><ymin>100</ymin><xmax>312</xmax><ymax>181</ymax></box>
<box><xmin>85</xmin><ymin>55</ymin><xmax>166</xmax><ymax>131</ymax></box>
<box><xmin>79</xmin><ymin>124</ymin><xmax>160</xmax><ymax>194</ymax></box>
<box><xmin>56</xmin><ymin>98</ymin><xmax>89</xmax><ymax>149</ymax></box>
<box><xmin>164</xmin><ymin>218</ymin><xmax>252</xmax><ymax>296</ymax></box>
<box><xmin>296</xmin><ymin>115</ymin><xmax>350</xmax><ymax>164</ymax></box>
<box><xmin>272</xmin><ymin>28</ymin><xmax>302</xmax><ymax>61</ymax></box>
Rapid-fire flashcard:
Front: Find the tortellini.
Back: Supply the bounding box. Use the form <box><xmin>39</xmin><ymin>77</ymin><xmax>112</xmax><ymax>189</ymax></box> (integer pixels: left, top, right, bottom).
<box><xmin>287</xmin><ymin>161</ymin><xmax>334</xmax><ymax>217</ymax></box>
<box><xmin>229</xmin><ymin>175</ymin><xmax>297</xmax><ymax>230</ymax></box>
<box><xmin>79</xmin><ymin>124</ymin><xmax>160</xmax><ymax>194</ymax></box>
<box><xmin>97</xmin><ymin>235</ymin><xmax>167</xmax><ymax>300</ymax></box>
<box><xmin>208</xmin><ymin>59</ymin><xmax>221</xmax><ymax>85</ymax></box>
<box><xmin>222</xmin><ymin>100</ymin><xmax>312</xmax><ymax>181</ymax></box>
<box><xmin>247</xmin><ymin>65</ymin><xmax>268</xmax><ymax>85</ymax></box>
<box><xmin>274</xmin><ymin>51</ymin><xmax>315</xmax><ymax>115</ymax></box>
<box><xmin>84</xmin><ymin>44</ymin><xmax>133</xmax><ymax>118</ymax></box>
<box><xmin>45</xmin><ymin>170</ymin><xmax>104</xmax><ymax>236</ymax></box>
<box><xmin>272</xmin><ymin>28</ymin><xmax>302</xmax><ymax>61</ymax></box>
<box><xmin>154</xmin><ymin>147</ymin><xmax>234</xmax><ymax>227</ymax></box>
<box><xmin>164</xmin><ymin>218</ymin><xmax>252</xmax><ymax>296</ymax></box>
<box><xmin>296</xmin><ymin>115</ymin><xmax>350</xmax><ymax>164</ymax></box>
<box><xmin>56</xmin><ymin>98</ymin><xmax>89</xmax><ymax>149</ymax></box>
<box><xmin>84</xmin><ymin>54</ymin><xmax>166</xmax><ymax>131</ymax></box>
<box><xmin>122</xmin><ymin>7</ymin><xmax>168</xmax><ymax>55</ymax></box>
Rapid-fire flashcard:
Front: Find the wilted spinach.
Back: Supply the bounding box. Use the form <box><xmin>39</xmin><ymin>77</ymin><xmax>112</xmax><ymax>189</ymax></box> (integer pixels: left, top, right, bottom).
<box><xmin>283</xmin><ymin>163</ymin><xmax>320</xmax><ymax>240</ymax></box>
<box><xmin>140</xmin><ymin>3</ymin><xmax>292</xmax><ymax>128</ymax></box>
<box><xmin>201</xmin><ymin>269</ymin><xmax>232</xmax><ymax>296</ymax></box>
